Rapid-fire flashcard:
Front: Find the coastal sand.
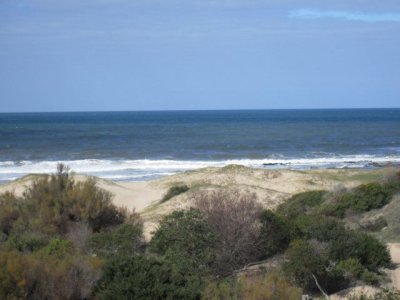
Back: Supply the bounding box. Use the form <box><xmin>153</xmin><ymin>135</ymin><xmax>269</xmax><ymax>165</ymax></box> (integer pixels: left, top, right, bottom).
<box><xmin>0</xmin><ymin>166</ymin><xmax>388</xmax><ymax>238</ymax></box>
<box><xmin>388</xmin><ymin>243</ymin><xmax>400</xmax><ymax>290</ymax></box>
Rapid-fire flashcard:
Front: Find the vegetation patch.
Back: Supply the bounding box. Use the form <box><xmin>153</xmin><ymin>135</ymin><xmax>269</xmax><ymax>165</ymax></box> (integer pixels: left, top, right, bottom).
<box><xmin>1</xmin><ymin>166</ymin><xmax>399</xmax><ymax>299</ymax></box>
<box><xmin>160</xmin><ymin>184</ymin><xmax>189</xmax><ymax>203</ymax></box>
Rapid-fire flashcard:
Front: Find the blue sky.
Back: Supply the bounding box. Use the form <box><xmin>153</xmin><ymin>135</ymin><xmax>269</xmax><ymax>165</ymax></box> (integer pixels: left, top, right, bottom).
<box><xmin>0</xmin><ymin>0</ymin><xmax>399</xmax><ymax>112</ymax></box>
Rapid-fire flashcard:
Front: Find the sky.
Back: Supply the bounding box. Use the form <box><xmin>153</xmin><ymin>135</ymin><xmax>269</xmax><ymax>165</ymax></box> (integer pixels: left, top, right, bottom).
<box><xmin>0</xmin><ymin>0</ymin><xmax>399</xmax><ymax>112</ymax></box>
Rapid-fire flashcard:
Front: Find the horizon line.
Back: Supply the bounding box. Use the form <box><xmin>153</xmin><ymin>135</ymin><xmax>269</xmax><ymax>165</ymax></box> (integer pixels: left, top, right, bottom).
<box><xmin>0</xmin><ymin>107</ymin><xmax>400</xmax><ymax>114</ymax></box>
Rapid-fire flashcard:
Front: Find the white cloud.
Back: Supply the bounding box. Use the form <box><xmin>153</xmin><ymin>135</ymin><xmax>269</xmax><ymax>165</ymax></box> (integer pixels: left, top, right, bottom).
<box><xmin>289</xmin><ymin>9</ymin><xmax>400</xmax><ymax>22</ymax></box>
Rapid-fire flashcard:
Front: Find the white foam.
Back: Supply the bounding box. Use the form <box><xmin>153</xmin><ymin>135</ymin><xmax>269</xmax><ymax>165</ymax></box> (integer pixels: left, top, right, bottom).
<box><xmin>0</xmin><ymin>155</ymin><xmax>400</xmax><ymax>182</ymax></box>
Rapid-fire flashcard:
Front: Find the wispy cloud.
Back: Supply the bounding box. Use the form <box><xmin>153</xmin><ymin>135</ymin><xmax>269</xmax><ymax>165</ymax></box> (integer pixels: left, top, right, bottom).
<box><xmin>289</xmin><ymin>9</ymin><xmax>400</xmax><ymax>22</ymax></box>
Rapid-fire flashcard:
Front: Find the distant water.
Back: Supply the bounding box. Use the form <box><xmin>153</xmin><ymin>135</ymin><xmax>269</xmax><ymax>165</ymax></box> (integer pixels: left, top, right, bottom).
<box><xmin>1</xmin><ymin>109</ymin><xmax>400</xmax><ymax>182</ymax></box>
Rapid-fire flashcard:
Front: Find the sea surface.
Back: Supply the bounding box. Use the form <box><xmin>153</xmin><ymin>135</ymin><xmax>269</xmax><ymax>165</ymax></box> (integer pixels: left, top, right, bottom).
<box><xmin>1</xmin><ymin>109</ymin><xmax>400</xmax><ymax>183</ymax></box>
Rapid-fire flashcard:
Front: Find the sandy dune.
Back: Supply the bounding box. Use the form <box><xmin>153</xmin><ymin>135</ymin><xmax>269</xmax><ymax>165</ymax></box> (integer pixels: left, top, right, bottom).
<box><xmin>0</xmin><ymin>166</ymin><xmax>388</xmax><ymax>239</ymax></box>
<box><xmin>388</xmin><ymin>243</ymin><xmax>400</xmax><ymax>290</ymax></box>
<box><xmin>0</xmin><ymin>174</ymin><xmax>164</xmax><ymax>213</ymax></box>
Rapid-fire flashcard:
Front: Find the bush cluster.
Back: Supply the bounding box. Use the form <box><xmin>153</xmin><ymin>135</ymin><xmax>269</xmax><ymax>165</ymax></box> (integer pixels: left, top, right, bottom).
<box><xmin>0</xmin><ymin>164</ymin><xmax>142</xmax><ymax>299</ymax></box>
<box><xmin>161</xmin><ymin>184</ymin><xmax>189</xmax><ymax>203</ymax></box>
<box><xmin>318</xmin><ymin>174</ymin><xmax>400</xmax><ymax>218</ymax></box>
<box><xmin>276</xmin><ymin>181</ymin><xmax>395</xmax><ymax>294</ymax></box>
<box><xmin>1</xmin><ymin>166</ymin><xmax>398</xmax><ymax>299</ymax></box>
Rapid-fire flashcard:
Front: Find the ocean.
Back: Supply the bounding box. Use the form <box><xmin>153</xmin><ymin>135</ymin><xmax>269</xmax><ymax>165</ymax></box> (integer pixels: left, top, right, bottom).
<box><xmin>1</xmin><ymin>109</ymin><xmax>400</xmax><ymax>183</ymax></box>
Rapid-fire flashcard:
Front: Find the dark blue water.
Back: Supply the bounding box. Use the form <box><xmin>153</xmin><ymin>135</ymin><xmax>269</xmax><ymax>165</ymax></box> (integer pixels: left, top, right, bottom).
<box><xmin>1</xmin><ymin>109</ymin><xmax>400</xmax><ymax>181</ymax></box>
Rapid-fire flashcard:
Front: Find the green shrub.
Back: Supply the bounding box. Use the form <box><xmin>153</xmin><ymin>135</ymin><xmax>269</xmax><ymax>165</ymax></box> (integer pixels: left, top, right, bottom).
<box><xmin>4</xmin><ymin>232</ymin><xmax>48</xmax><ymax>253</ymax></box>
<box><xmin>294</xmin><ymin>214</ymin><xmax>391</xmax><ymax>273</ymax></box>
<box><xmin>0</xmin><ymin>164</ymin><xmax>129</xmax><ymax>253</ymax></box>
<box><xmin>41</xmin><ymin>238</ymin><xmax>74</xmax><ymax>258</ymax></box>
<box><xmin>257</xmin><ymin>210</ymin><xmax>293</xmax><ymax>259</ymax></box>
<box><xmin>96</xmin><ymin>255</ymin><xmax>202</xmax><ymax>300</ymax></box>
<box><xmin>363</xmin><ymin>216</ymin><xmax>388</xmax><ymax>232</ymax></box>
<box><xmin>319</xmin><ymin>182</ymin><xmax>395</xmax><ymax>218</ymax></box>
<box><xmin>283</xmin><ymin>239</ymin><xmax>348</xmax><ymax>294</ymax></box>
<box><xmin>329</xmin><ymin>231</ymin><xmax>391</xmax><ymax>272</ymax></box>
<box><xmin>360</xmin><ymin>270</ymin><xmax>381</xmax><ymax>285</ymax></box>
<box><xmin>161</xmin><ymin>184</ymin><xmax>189</xmax><ymax>203</ymax></box>
<box><xmin>0</xmin><ymin>192</ymin><xmax>21</xmax><ymax>236</ymax></box>
<box><xmin>89</xmin><ymin>223</ymin><xmax>143</xmax><ymax>258</ymax></box>
<box><xmin>150</xmin><ymin>209</ymin><xmax>216</xmax><ymax>275</ymax></box>
<box><xmin>353</xmin><ymin>183</ymin><xmax>392</xmax><ymax>211</ymax></box>
<box><xmin>294</xmin><ymin>214</ymin><xmax>347</xmax><ymax>242</ymax></box>
<box><xmin>336</xmin><ymin>258</ymin><xmax>365</xmax><ymax>281</ymax></box>
<box><xmin>277</xmin><ymin>190</ymin><xmax>327</xmax><ymax>219</ymax></box>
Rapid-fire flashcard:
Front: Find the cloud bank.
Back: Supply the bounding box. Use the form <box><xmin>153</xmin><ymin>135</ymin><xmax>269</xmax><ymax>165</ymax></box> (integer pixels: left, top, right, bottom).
<box><xmin>289</xmin><ymin>9</ymin><xmax>400</xmax><ymax>22</ymax></box>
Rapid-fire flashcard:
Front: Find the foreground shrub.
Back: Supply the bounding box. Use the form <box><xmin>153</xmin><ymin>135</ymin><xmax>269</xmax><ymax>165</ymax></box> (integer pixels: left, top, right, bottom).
<box><xmin>329</xmin><ymin>231</ymin><xmax>391</xmax><ymax>272</ymax></box>
<box><xmin>96</xmin><ymin>255</ymin><xmax>202</xmax><ymax>300</ymax></box>
<box><xmin>202</xmin><ymin>272</ymin><xmax>302</xmax><ymax>300</ymax></box>
<box><xmin>284</xmin><ymin>239</ymin><xmax>348</xmax><ymax>294</ymax></box>
<box><xmin>150</xmin><ymin>209</ymin><xmax>216</xmax><ymax>275</ymax></box>
<box><xmin>89</xmin><ymin>222</ymin><xmax>144</xmax><ymax>258</ymax></box>
<box><xmin>294</xmin><ymin>214</ymin><xmax>348</xmax><ymax>242</ymax></box>
<box><xmin>0</xmin><ymin>192</ymin><xmax>21</xmax><ymax>236</ymax></box>
<box><xmin>193</xmin><ymin>190</ymin><xmax>263</xmax><ymax>275</ymax></box>
<box><xmin>277</xmin><ymin>190</ymin><xmax>327</xmax><ymax>219</ymax></box>
<box><xmin>161</xmin><ymin>184</ymin><xmax>189</xmax><ymax>203</ymax></box>
<box><xmin>257</xmin><ymin>210</ymin><xmax>293</xmax><ymax>259</ymax></box>
<box><xmin>292</xmin><ymin>213</ymin><xmax>390</xmax><ymax>277</ymax></box>
<box><xmin>0</xmin><ymin>164</ymin><xmax>130</xmax><ymax>253</ymax></box>
<box><xmin>362</xmin><ymin>216</ymin><xmax>388</xmax><ymax>232</ymax></box>
<box><xmin>0</xmin><ymin>251</ymin><xmax>102</xmax><ymax>300</ymax></box>
<box><xmin>41</xmin><ymin>238</ymin><xmax>74</xmax><ymax>258</ymax></box>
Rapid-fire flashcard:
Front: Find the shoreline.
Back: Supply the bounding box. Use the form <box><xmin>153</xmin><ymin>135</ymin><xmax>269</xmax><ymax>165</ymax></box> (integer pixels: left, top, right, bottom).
<box><xmin>1</xmin><ymin>157</ymin><xmax>400</xmax><ymax>184</ymax></box>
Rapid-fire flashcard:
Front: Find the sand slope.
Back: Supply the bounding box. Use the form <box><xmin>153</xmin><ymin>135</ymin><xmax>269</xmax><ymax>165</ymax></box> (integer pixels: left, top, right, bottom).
<box><xmin>0</xmin><ymin>174</ymin><xmax>164</xmax><ymax>213</ymax></box>
<box><xmin>388</xmin><ymin>243</ymin><xmax>400</xmax><ymax>290</ymax></box>
<box><xmin>0</xmin><ymin>166</ymin><xmax>388</xmax><ymax>239</ymax></box>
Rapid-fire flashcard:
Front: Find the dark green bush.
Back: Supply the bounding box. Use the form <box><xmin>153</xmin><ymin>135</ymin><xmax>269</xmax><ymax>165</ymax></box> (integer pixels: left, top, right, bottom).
<box><xmin>336</xmin><ymin>258</ymin><xmax>365</xmax><ymax>281</ymax></box>
<box><xmin>150</xmin><ymin>209</ymin><xmax>216</xmax><ymax>275</ymax></box>
<box><xmin>285</xmin><ymin>214</ymin><xmax>391</xmax><ymax>291</ymax></box>
<box><xmin>319</xmin><ymin>182</ymin><xmax>397</xmax><ymax>218</ymax></box>
<box><xmin>329</xmin><ymin>231</ymin><xmax>391</xmax><ymax>272</ymax></box>
<box><xmin>96</xmin><ymin>255</ymin><xmax>202</xmax><ymax>300</ymax></box>
<box><xmin>277</xmin><ymin>190</ymin><xmax>327</xmax><ymax>219</ymax></box>
<box><xmin>294</xmin><ymin>214</ymin><xmax>347</xmax><ymax>242</ymax></box>
<box><xmin>283</xmin><ymin>239</ymin><xmax>348</xmax><ymax>294</ymax></box>
<box><xmin>257</xmin><ymin>210</ymin><xmax>293</xmax><ymax>259</ymax></box>
<box><xmin>41</xmin><ymin>238</ymin><xmax>74</xmax><ymax>258</ymax></box>
<box><xmin>4</xmin><ymin>233</ymin><xmax>48</xmax><ymax>253</ymax></box>
<box><xmin>353</xmin><ymin>183</ymin><xmax>392</xmax><ymax>211</ymax></box>
<box><xmin>0</xmin><ymin>192</ymin><xmax>21</xmax><ymax>236</ymax></box>
<box><xmin>363</xmin><ymin>216</ymin><xmax>388</xmax><ymax>232</ymax></box>
<box><xmin>89</xmin><ymin>223</ymin><xmax>143</xmax><ymax>258</ymax></box>
<box><xmin>161</xmin><ymin>184</ymin><xmax>189</xmax><ymax>203</ymax></box>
